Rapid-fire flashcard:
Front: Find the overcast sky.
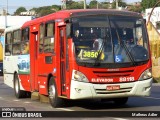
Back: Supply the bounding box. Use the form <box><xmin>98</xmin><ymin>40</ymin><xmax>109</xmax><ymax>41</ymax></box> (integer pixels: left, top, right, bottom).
<box><xmin>0</xmin><ymin>0</ymin><xmax>141</xmax><ymax>14</ymax></box>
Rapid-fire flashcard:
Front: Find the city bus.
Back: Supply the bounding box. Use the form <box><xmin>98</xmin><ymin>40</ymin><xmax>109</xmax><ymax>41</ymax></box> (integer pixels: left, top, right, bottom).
<box><xmin>3</xmin><ymin>9</ymin><xmax>152</xmax><ymax>108</ymax></box>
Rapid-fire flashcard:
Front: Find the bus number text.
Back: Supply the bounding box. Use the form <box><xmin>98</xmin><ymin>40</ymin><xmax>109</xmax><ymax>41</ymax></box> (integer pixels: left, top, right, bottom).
<box><xmin>119</xmin><ymin>77</ymin><xmax>135</xmax><ymax>82</ymax></box>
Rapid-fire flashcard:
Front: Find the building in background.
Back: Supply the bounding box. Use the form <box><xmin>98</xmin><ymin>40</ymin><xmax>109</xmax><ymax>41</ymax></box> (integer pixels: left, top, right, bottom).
<box><xmin>146</xmin><ymin>7</ymin><xmax>160</xmax><ymax>33</ymax></box>
<box><xmin>0</xmin><ymin>16</ymin><xmax>34</xmax><ymax>29</ymax></box>
<box><xmin>0</xmin><ymin>9</ymin><xmax>7</xmax><ymax>16</ymax></box>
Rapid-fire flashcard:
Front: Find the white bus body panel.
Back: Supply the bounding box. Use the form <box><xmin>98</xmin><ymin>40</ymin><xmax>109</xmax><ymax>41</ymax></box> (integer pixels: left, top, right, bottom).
<box><xmin>3</xmin><ymin>25</ymin><xmax>25</xmax><ymax>90</ymax></box>
<box><xmin>70</xmin><ymin>78</ymin><xmax>152</xmax><ymax>99</ymax></box>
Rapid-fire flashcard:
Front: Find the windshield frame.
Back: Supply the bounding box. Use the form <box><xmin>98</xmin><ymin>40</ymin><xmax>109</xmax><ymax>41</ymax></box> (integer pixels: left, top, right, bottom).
<box><xmin>70</xmin><ymin>14</ymin><xmax>150</xmax><ymax>68</ymax></box>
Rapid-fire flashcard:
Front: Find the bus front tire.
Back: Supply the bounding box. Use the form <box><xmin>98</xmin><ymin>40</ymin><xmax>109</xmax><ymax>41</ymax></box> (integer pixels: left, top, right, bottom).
<box><xmin>48</xmin><ymin>77</ymin><xmax>65</xmax><ymax>108</ymax></box>
<box><xmin>14</xmin><ymin>74</ymin><xmax>26</xmax><ymax>98</ymax></box>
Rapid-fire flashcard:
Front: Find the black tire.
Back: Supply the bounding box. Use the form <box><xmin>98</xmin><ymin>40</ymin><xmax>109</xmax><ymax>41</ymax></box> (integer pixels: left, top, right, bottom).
<box><xmin>113</xmin><ymin>97</ymin><xmax>128</xmax><ymax>105</ymax></box>
<box><xmin>14</xmin><ymin>74</ymin><xmax>26</xmax><ymax>98</ymax></box>
<box><xmin>48</xmin><ymin>77</ymin><xmax>65</xmax><ymax>108</ymax></box>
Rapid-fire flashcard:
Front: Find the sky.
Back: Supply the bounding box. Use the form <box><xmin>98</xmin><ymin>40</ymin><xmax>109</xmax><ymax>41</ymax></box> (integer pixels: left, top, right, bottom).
<box><xmin>0</xmin><ymin>0</ymin><xmax>141</xmax><ymax>14</ymax></box>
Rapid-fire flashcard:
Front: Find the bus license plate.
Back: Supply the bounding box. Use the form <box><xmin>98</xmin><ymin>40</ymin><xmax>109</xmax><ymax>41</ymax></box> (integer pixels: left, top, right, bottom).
<box><xmin>106</xmin><ymin>85</ymin><xmax>120</xmax><ymax>91</ymax></box>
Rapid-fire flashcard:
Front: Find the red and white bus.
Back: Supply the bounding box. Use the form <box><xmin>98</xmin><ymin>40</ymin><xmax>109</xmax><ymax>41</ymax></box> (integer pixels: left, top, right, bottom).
<box><xmin>4</xmin><ymin>9</ymin><xmax>152</xmax><ymax>108</ymax></box>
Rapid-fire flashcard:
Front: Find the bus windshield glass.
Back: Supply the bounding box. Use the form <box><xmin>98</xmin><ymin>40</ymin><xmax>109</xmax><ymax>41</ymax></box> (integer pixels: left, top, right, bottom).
<box><xmin>71</xmin><ymin>15</ymin><xmax>149</xmax><ymax>67</ymax></box>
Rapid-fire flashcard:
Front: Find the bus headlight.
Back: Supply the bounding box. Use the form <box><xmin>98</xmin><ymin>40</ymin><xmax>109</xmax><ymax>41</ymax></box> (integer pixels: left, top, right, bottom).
<box><xmin>72</xmin><ymin>70</ymin><xmax>89</xmax><ymax>82</ymax></box>
<box><xmin>139</xmin><ymin>68</ymin><xmax>152</xmax><ymax>80</ymax></box>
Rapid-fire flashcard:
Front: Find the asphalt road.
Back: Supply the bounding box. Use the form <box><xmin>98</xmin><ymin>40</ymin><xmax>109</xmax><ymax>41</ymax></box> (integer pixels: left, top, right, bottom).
<box><xmin>0</xmin><ymin>76</ymin><xmax>160</xmax><ymax>120</ymax></box>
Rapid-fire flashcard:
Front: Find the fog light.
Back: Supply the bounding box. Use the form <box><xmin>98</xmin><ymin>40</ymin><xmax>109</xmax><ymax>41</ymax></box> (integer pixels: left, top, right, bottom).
<box><xmin>145</xmin><ymin>86</ymin><xmax>151</xmax><ymax>91</ymax></box>
<box><xmin>75</xmin><ymin>88</ymin><xmax>81</xmax><ymax>93</ymax></box>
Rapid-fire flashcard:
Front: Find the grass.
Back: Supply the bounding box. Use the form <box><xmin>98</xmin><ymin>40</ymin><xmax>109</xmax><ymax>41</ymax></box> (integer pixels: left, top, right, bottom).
<box><xmin>153</xmin><ymin>77</ymin><xmax>160</xmax><ymax>83</ymax></box>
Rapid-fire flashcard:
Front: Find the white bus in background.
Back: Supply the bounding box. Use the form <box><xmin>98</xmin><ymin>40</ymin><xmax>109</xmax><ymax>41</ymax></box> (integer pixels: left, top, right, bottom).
<box><xmin>146</xmin><ymin>7</ymin><xmax>160</xmax><ymax>33</ymax></box>
<box><xmin>3</xmin><ymin>25</ymin><xmax>22</xmax><ymax>88</ymax></box>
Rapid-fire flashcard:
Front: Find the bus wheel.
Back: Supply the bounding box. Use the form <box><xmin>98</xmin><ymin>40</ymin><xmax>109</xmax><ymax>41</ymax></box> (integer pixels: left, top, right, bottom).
<box><xmin>48</xmin><ymin>77</ymin><xmax>64</xmax><ymax>108</ymax></box>
<box><xmin>14</xmin><ymin>74</ymin><xmax>26</xmax><ymax>98</ymax></box>
<box><xmin>113</xmin><ymin>97</ymin><xmax>128</xmax><ymax>105</ymax></box>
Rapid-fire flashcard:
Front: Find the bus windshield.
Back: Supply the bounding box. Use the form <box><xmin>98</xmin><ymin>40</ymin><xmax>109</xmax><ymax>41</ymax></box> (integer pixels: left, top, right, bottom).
<box><xmin>71</xmin><ymin>15</ymin><xmax>149</xmax><ymax>67</ymax></box>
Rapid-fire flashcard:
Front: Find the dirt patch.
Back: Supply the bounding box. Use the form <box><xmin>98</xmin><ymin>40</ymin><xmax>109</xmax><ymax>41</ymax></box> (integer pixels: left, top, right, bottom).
<box><xmin>152</xmin><ymin>66</ymin><xmax>160</xmax><ymax>83</ymax></box>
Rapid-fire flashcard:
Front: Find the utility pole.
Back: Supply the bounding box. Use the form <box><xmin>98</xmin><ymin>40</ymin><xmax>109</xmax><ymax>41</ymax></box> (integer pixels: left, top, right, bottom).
<box><xmin>64</xmin><ymin>0</ymin><xmax>67</xmax><ymax>9</ymax></box>
<box><xmin>116</xmin><ymin>0</ymin><xmax>118</xmax><ymax>9</ymax></box>
<box><xmin>61</xmin><ymin>0</ymin><xmax>66</xmax><ymax>10</ymax></box>
<box><xmin>5</xmin><ymin>0</ymin><xmax>8</xmax><ymax>28</ymax></box>
<box><xmin>84</xmin><ymin>0</ymin><xmax>86</xmax><ymax>9</ymax></box>
<box><xmin>7</xmin><ymin>0</ymin><xmax>8</xmax><ymax>15</ymax></box>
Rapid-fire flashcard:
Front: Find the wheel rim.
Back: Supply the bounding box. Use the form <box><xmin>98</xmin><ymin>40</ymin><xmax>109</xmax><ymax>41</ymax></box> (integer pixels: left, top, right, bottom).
<box><xmin>49</xmin><ymin>84</ymin><xmax>56</xmax><ymax>101</ymax></box>
<box><xmin>15</xmin><ymin>79</ymin><xmax>19</xmax><ymax>94</ymax></box>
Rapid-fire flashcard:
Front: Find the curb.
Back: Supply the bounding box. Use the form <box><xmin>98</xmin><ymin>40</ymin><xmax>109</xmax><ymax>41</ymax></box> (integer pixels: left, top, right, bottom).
<box><xmin>152</xmin><ymin>83</ymin><xmax>160</xmax><ymax>86</ymax></box>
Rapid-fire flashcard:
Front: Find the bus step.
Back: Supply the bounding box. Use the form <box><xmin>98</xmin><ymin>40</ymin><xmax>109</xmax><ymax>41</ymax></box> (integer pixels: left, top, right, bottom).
<box><xmin>31</xmin><ymin>92</ymin><xmax>40</xmax><ymax>101</ymax></box>
<box><xmin>39</xmin><ymin>94</ymin><xmax>49</xmax><ymax>103</ymax></box>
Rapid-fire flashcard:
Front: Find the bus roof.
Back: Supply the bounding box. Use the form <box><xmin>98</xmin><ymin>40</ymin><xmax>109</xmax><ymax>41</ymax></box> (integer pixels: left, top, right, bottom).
<box><xmin>22</xmin><ymin>9</ymin><xmax>142</xmax><ymax>28</ymax></box>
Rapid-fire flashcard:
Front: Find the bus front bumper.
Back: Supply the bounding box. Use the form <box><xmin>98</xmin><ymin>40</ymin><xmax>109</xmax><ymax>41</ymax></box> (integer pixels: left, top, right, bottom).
<box><xmin>70</xmin><ymin>78</ymin><xmax>152</xmax><ymax>99</ymax></box>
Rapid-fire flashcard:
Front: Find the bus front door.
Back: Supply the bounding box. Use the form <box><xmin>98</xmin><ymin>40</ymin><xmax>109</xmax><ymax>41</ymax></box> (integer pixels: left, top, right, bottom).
<box><xmin>30</xmin><ymin>31</ymin><xmax>38</xmax><ymax>91</ymax></box>
<box><xmin>59</xmin><ymin>27</ymin><xmax>67</xmax><ymax>96</ymax></box>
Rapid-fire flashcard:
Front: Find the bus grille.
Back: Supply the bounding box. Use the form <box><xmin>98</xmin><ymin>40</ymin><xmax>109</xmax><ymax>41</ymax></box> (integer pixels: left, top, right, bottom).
<box><xmin>93</xmin><ymin>69</ymin><xmax>134</xmax><ymax>78</ymax></box>
<box><xmin>95</xmin><ymin>87</ymin><xmax>132</xmax><ymax>94</ymax></box>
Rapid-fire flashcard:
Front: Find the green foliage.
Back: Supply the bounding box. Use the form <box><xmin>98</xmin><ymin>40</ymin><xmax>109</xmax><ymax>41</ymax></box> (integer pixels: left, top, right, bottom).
<box><xmin>112</xmin><ymin>0</ymin><xmax>127</xmax><ymax>9</ymax></box>
<box><xmin>30</xmin><ymin>5</ymin><xmax>61</xmax><ymax>17</ymax></box>
<box><xmin>101</xmin><ymin>2</ymin><xmax>110</xmax><ymax>9</ymax></box>
<box><xmin>37</xmin><ymin>6</ymin><xmax>54</xmax><ymax>17</ymax></box>
<box><xmin>51</xmin><ymin>5</ymin><xmax>61</xmax><ymax>11</ymax></box>
<box><xmin>14</xmin><ymin>7</ymin><xmax>27</xmax><ymax>15</ymax></box>
<box><xmin>141</xmin><ymin>0</ymin><xmax>160</xmax><ymax>11</ymax></box>
<box><xmin>89</xmin><ymin>1</ymin><xmax>98</xmax><ymax>9</ymax></box>
<box><xmin>14</xmin><ymin>0</ymin><xmax>147</xmax><ymax>16</ymax></box>
<box><xmin>128</xmin><ymin>5</ymin><xmax>142</xmax><ymax>13</ymax></box>
<box><xmin>66</xmin><ymin>1</ymin><xmax>84</xmax><ymax>9</ymax></box>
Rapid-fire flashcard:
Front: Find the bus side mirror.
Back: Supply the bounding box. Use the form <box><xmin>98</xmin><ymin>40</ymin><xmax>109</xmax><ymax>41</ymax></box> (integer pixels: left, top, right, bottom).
<box><xmin>66</xmin><ymin>23</ymin><xmax>71</xmax><ymax>39</ymax></box>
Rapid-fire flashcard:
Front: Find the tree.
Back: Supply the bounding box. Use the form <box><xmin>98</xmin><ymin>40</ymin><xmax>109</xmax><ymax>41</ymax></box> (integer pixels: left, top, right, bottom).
<box><xmin>66</xmin><ymin>1</ymin><xmax>84</xmax><ymax>9</ymax></box>
<box><xmin>128</xmin><ymin>5</ymin><xmax>142</xmax><ymax>13</ymax></box>
<box><xmin>112</xmin><ymin>0</ymin><xmax>127</xmax><ymax>9</ymax></box>
<box><xmin>30</xmin><ymin>5</ymin><xmax>61</xmax><ymax>17</ymax></box>
<box><xmin>14</xmin><ymin>7</ymin><xmax>27</xmax><ymax>15</ymax></box>
<box><xmin>141</xmin><ymin>0</ymin><xmax>160</xmax><ymax>11</ymax></box>
<box><xmin>89</xmin><ymin>0</ymin><xmax>98</xmax><ymax>9</ymax></box>
<box><xmin>101</xmin><ymin>2</ymin><xmax>111</xmax><ymax>9</ymax></box>
<box><xmin>51</xmin><ymin>5</ymin><xmax>61</xmax><ymax>12</ymax></box>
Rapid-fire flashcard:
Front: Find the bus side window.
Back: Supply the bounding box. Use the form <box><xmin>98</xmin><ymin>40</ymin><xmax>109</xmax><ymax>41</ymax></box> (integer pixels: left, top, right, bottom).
<box><xmin>39</xmin><ymin>23</ymin><xmax>44</xmax><ymax>53</ymax></box>
<box><xmin>13</xmin><ymin>44</ymin><xmax>21</xmax><ymax>55</ymax></box>
<box><xmin>22</xmin><ymin>42</ymin><xmax>29</xmax><ymax>54</ymax></box>
<box><xmin>12</xmin><ymin>30</ymin><xmax>21</xmax><ymax>55</ymax></box>
<box><xmin>44</xmin><ymin>22</ymin><xmax>55</xmax><ymax>53</ymax></box>
<box><xmin>5</xmin><ymin>32</ymin><xmax>12</xmax><ymax>56</ymax></box>
<box><xmin>5</xmin><ymin>45</ymin><xmax>12</xmax><ymax>56</ymax></box>
<box><xmin>21</xmin><ymin>28</ymin><xmax>29</xmax><ymax>54</ymax></box>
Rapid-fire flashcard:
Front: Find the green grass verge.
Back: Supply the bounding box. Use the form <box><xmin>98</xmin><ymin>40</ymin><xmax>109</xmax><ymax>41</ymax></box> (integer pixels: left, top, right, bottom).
<box><xmin>153</xmin><ymin>77</ymin><xmax>160</xmax><ymax>83</ymax></box>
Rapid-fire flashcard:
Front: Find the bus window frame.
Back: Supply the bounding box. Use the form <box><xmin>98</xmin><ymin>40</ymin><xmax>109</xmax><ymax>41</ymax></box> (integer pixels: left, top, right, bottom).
<box><xmin>12</xmin><ymin>29</ymin><xmax>21</xmax><ymax>55</ymax></box>
<box><xmin>43</xmin><ymin>20</ymin><xmax>55</xmax><ymax>53</ymax></box>
<box><xmin>5</xmin><ymin>32</ymin><xmax>12</xmax><ymax>56</ymax></box>
<box><xmin>13</xmin><ymin>29</ymin><xmax>21</xmax><ymax>43</ymax></box>
<box><xmin>39</xmin><ymin>23</ymin><xmax>45</xmax><ymax>53</ymax></box>
<box><xmin>21</xmin><ymin>27</ymin><xmax>30</xmax><ymax>55</ymax></box>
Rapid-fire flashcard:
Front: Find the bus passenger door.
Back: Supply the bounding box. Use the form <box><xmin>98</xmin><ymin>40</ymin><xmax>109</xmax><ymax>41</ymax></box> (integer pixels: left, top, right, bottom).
<box><xmin>59</xmin><ymin>27</ymin><xmax>67</xmax><ymax>95</ymax></box>
<box><xmin>30</xmin><ymin>31</ymin><xmax>38</xmax><ymax>91</ymax></box>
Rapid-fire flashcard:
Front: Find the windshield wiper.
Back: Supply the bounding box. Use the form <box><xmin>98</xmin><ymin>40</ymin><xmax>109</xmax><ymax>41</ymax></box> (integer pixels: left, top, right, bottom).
<box><xmin>93</xmin><ymin>36</ymin><xmax>107</xmax><ymax>66</ymax></box>
<box><xmin>115</xmin><ymin>30</ymin><xmax>136</xmax><ymax>66</ymax></box>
